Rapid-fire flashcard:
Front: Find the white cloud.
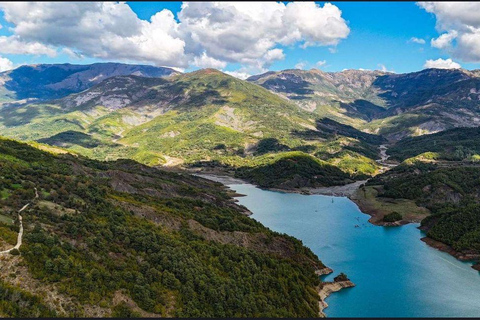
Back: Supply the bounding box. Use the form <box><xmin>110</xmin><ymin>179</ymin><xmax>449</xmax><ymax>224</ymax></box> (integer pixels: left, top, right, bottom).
<box><xmin>418</xmin><ymin>2</ymin><xmax>480</xmax><ymax>30</ymax></box>
<box><xmin>62</xmin><ymin>48</ymin><xmax>84</xmax><ymax>60</ymax></box>
<box><xmin>0</xmin><ymin>2</ymin><xmax>188</xmax><ymax>67</ymax></box>
<box><xmin>0</xmin><ymin>36</ymin><xmax>57</xmax><ymax>56</ymax></box>
<box><xmin>224</xmin><ymin>70</ymin><xmax>251</xmax><ymax>80</ymax></box>
<box><xmin>295</xmin><ymin>61</ymin><xmax>307</xmax><ymax>70</ymax></box>
<box><xmin>377</xmin><ymin>64</ymin><xmax>395</xmax><ymax>73</ymax></box>
<box><xmin>179</xmin><ymin>2</ymin><xmax>348</xmax><ymax>69</ymax></box>
<box><xmin>423</xmin><ymin>58</ymin><xmax>461</xmax><ymax>69</ymax></box>
<box><xmin>263</xmin><ymin>49</ymin><xmax>285</xmax><ymax>64</ymax></box>
<box><xmin>409</xmin><ymin>37</ymin><xmax>426</xmax><ymax>44</ymax></box>
<box><xmin>0</xmin><ymin>2</ymin><xmax>350</xmax><ymax>70</ymax></box>
<box><xmin>283</xmin><ymin>2</ymin><xmax>350</xmax><ymax>47</ymax></box>
<box><xmin>316</xmin><ymin>60</ymin><xmax>327</xmax><ymax>68</ymax></box>
<box><xmin>430</xmin><ymin>31</ymin><xmax>457</xmax><ymax>49</ymax></box>
<box><xmin>418</xmin><ymin>2</ymin><xmax>480</xmax><ymax>62</ymax></box>
<box><xmin>0</xmin><ymin>56</ymin><xmax>13</xmax><ymax>72</ymax></box>
<box><xmin>193</xmin><ymin>52</ymin><xmax>227</xmax><ymax>69</ymax></box>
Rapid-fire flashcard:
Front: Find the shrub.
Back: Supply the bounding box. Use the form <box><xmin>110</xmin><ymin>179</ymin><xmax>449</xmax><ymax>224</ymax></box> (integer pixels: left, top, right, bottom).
<box><xmin>383</xmin><ymin>211</ymin><xmax>402</xmax><ymax>222</ymax></box>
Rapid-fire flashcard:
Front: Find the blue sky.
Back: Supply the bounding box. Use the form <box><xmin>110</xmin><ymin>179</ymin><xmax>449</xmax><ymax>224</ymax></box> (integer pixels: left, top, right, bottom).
<box><xmin>0</xmin><ymin>2</ymin><xmax>478</xmax><ymax>75</ymax></box>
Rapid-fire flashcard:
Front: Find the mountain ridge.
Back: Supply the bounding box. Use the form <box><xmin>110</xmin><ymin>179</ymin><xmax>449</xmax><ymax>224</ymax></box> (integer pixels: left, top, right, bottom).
<box><xmin>0</xmin><ymin>62</ymin><xmax>180</xmax><ymax>104</ymax></box>
<box><xmin>248</xmin><ymin>67</ymin><xmax>480</xmax><ymax>140</ymax></box>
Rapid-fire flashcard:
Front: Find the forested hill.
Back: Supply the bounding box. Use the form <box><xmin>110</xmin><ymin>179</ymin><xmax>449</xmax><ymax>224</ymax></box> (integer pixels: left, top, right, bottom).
<box><xmin>0</xmin><ymin>137</ymin><xmax>325</xmax><ymax>317</ymax></box>
<box><xmin>367</xmin><ymin>162</ymin><xmax>480</xmax><ymax>269</ymax></box>
<box><xmin>388</xmin><ymin>126</ymin><xmax>480</xmax><ymax>161</ymax></box>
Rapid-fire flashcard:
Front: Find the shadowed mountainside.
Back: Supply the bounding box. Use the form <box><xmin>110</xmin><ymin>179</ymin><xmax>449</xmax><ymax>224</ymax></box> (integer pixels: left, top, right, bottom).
<box><xmin>0</xmin><ymin>62</ymin><xmax>179</xmax><ymax>103</ymax></box>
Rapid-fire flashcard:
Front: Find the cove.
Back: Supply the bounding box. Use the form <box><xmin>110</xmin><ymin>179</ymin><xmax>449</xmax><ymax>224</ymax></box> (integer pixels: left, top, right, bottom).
<box><xmin>229</xmin><ymin>183</ymin><xmax>480</xmax><ymax>317</ymax></box>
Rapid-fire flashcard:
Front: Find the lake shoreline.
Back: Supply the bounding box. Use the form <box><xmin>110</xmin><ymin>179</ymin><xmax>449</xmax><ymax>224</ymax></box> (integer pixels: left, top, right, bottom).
<box><xmin>195</xmin><ymin>173</ymin><xmax>359</xmax><ymax>316</ymax></box>
<box><xmin>196</xmin><ymin>172</ymin><xmax>480</xmax><ymax>274</ymax></box>
<box><xmin>349</xmin><ymin>194</ymin><xmax>414</xmax><ymax>227</ymax></box>
<box><xmin>225</xmin><ymin>177</ymin><xmax>480</xmax><ymax>316</ymax></box>
<box><xmin>315</xmin><ymin>267</ymin><xmax>356</xmax><ymax>318</ymax></box>
<box><xmin>421</xmin><ymin>237</ymin><xmax>480</xmax><ymax>271</ymax></box>
<box><xmin>318</xmin><ymin>280</ymin><xmax>356</xmax><ymax>318</ymax></box>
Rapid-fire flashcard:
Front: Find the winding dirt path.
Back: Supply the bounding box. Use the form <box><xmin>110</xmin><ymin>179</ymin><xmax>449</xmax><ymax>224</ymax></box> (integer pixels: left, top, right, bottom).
<box><xmin>0</xmin><ymin>187</ymin><xmax>38</xmax><ymax>255</ymax></box>
<box><xmin>376</xmin><ymin>144</ymin><xmax>397</xmax><ymax>170</ymax></box>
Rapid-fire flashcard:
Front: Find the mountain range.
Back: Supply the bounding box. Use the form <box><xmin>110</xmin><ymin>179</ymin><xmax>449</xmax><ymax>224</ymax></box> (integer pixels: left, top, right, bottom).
<box><xmin>248</xmin><ymin>68</ymin><xmax>480</xmax><ymax>140</ymax></box>
<box><xmin>1</xmin><ymin>62</ymin><xmax>480</xmax><ymax>187</ymax></box>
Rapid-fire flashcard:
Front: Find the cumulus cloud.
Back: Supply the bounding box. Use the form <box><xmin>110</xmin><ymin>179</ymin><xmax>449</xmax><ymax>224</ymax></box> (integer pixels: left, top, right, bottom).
<box><xmin>0</xmin><ymin>2</ymin><xmax>188</xmax><ymax>67</ymax></box>
<box><xmin>283</xmin><ymin>2</ymin><xmax>350</xmax><ymax>47</ymax></box>
<box><xmin>430</xmin><ymin>31</ymin><xmax>457</xmax><ymax>49</ymax></box>
<box><xmin>62</xmin><ymin>48</ymin><xmax>84</xmax><ymax>60</ymax></box>
<box><xmin>418</xmin><ymin>2</ymin><xmax>480</xmax><ymax>62</ymax></box>
<box><xmin>409</xmin><ymin>37</ymin><xmax>426</xmax><ymax>44</ymax></box>
<box><xmin>377</xmin><ymin>64</ymin><xmax>395</xmax><ymax>73</ymax></box>
<box><xmin>423</xmin><ymin>58</ymin><xmax>462</xmax><ymax>69</ymax></box>
<box><xmin>295</xmin><ymin>61</ymin><xmax>307</xmax><ymax>70</ymax></box>
<box><xmin>0</xmin><ymin>56</ymin><xmax>13</xmax><ymax>72</ymax></box>
<box><xmin>224</xmin><ymin>70</ymin><xmax>251</xmax><ymax>80</ymax></box>
<box><xmin>0</xmin><ymin>1</ymin><xmax>349</xmax><ymax>70</ymax></box>
<box><xmin>0</xmin><ymin>35</ymin><xmax>57</xmax><ymax>57</ymax></box>
<box><xmin>193</xmin><ymin>52</ymin><xmax>227</xmax><ymax>69</ymax></box>
<box><xmin>179</xmin><ymin>2</ymin><xmax>348</xmax><ymax>68</ymax></box>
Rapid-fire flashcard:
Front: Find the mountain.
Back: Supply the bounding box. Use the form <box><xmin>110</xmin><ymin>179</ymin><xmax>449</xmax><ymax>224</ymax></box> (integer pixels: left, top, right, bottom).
<box><xmin>0</xmin><ymin>136</ymin><xmax>326</xmax><ymax>317</ymax></box>
<box><xmin>0</xmin><ymin>67</ymin><xmax>383</xmax><ymax>185</ymax></box>
<box><xmin>249</xmin><ymin>68</ymin><xmax>480</xmax><ymax>140</ymax></box>
<box><xmin>0</xmin><ymin>62</ymin><xmax>179</xmax><ymax>104</ymax></box>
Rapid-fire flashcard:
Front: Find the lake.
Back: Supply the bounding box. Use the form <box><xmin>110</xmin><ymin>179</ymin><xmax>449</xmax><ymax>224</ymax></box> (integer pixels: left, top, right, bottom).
<box><xmin>229</xmin><ymin>183</ymin><xmax>480</xmax><ymax>317</ymax></box>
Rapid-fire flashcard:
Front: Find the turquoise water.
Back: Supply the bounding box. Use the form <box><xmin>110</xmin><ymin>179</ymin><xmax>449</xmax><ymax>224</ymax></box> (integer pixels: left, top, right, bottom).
<box><xmin>229</xmin><ymin>184</ymin><xmax>480</xmax><ymax>317</ymax></box>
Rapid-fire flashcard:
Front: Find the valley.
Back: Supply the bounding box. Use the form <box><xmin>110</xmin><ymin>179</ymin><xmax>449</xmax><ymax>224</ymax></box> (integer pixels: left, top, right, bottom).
<box><xmin>1</xmin><ymin>62</ymin><xmax>480</xmax><ymax>317</ymax></box>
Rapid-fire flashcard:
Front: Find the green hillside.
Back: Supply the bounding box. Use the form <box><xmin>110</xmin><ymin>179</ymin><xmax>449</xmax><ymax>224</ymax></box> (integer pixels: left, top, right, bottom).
<box><xmin>0</xmin><ymin>137</ymin><xmax>326</xmax><ymax>317</ymax></box>
<box><xmin>388</xmin><ymin>127</ymin><xmax>480</xmax><ymax>161</ymax></box>
<box><xmin>365</xmin><ymin>161</ymin><xmax>480</xmax><ymax>268</ymax></box>
<box><xmin>236</xmin><ymin>152</ymin><xmax>353</xmax><ymax>189</ymax></box>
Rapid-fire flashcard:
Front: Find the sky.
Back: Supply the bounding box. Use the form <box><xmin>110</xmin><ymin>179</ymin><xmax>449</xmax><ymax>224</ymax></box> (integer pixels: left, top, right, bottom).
<box><xmin>0</xmin><ymin>2</ymin><xmax>479</xmax><ymax>77</ymax></box>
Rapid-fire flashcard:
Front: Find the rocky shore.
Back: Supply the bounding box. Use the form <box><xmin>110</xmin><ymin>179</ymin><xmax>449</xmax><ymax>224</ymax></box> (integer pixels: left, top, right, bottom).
<box><xmin>316</xmin><ymin>267</ymin><xmax>333</xmax><ymax>276</ymax></box>
<box><xmin>421</xmin><ymin>237</ymin><xmax>480</xmax><ymax>271</ymax></box>
<box><xmin>264</xmin><ymin>180</ymin><xmax>367</xmax><ymax>197</ymax></box>
<box><xmin>318</xmin><ymin>279</ymin><xmax>356</xmax><ymax>317</ymax></box>
<box><xmin>315</xmin><ymin>268</ymin><xmax>355</xmax><ymax>317</ymax></box>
